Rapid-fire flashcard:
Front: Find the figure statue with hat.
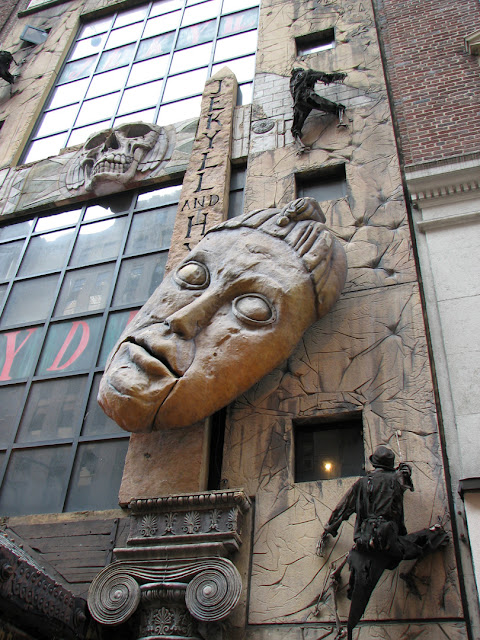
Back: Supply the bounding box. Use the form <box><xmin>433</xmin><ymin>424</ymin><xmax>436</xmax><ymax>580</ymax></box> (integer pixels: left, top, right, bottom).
<box><xmin>316</xmin><ymin>445</ymin><xmax>449</xmax><ymax>639</ymax></box>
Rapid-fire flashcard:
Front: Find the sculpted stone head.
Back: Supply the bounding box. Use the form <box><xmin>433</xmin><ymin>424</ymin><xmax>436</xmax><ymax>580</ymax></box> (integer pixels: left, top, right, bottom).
<box><xmin>98</xmin><ymin>197</ymin><xmax>347</xmax><ymax>432</ymax></box>
<box><xmin>66</xmin><ymin>122</ymin><xmax>169</xmax><ymax>196</ymax></box>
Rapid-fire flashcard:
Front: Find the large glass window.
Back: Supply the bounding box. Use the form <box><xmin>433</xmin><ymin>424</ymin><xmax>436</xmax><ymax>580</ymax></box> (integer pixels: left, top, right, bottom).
<box><xmin>23</xmin><ymin>0</ymin><xmax>260</xmax><ymax>164</ymax></box>
<box><xmin>0</xmin><ymin>184</ymin><xmax>180</xmax><ymax>516</ymax></box>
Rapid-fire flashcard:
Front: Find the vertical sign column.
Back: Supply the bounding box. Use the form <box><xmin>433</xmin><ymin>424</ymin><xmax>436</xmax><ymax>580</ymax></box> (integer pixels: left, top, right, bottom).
<box><xmin>165</xmin><ymin>67</ymin><xmax>238</xmax><ymax>271</ymax></box>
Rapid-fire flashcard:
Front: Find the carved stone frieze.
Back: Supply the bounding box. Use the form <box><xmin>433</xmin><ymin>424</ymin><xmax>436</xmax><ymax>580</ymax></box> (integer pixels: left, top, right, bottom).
<box><xmin>0</xmin><ymin>531</ymin><xmax>89</xmax><ymax>640</ymax></box>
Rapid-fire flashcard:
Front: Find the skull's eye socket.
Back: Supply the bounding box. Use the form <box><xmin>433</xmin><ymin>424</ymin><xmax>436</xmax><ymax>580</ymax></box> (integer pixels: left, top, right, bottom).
<box><xmin>119</xmin><ymin>123</ymin><xmax>154</xmax><ymax>138</ymax></box>
<box><xmin>174</xmin><ymin>261</ymin><xmax>209</xmax><ymax>289</ymax></box>
<box><xmin>233</xmin><ymin>294</ymin><xmax>276</xmax><ymax>326</ymax></box>
<box><xmin>85</xmin><ymin>132</ymin><xmax>109</xmax><ymax>150</ymax></box>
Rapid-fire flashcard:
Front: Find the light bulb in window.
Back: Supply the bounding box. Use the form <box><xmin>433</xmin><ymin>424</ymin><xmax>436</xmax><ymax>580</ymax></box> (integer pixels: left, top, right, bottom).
<box><xmin>324</xmin><ymin>461</ymin><xmax>333</xmax><ymax>472</ymax></box>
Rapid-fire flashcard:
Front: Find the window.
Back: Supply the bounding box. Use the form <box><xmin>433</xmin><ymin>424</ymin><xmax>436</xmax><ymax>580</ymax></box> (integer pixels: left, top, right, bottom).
<box><xmin>296</xmin><ymin>165</ymin><xmax>347</xmax><ymax>203</ymax></box>
<box><xmin>296</xmin><ymin>28</ymin><xmax>335</xmax><ymax>56</ymax></box>
<box><xmin>0</xmin><ymin>183</ymin><xmax>180</xmax><ymax>516</ymax></box>
<box><xmin>227</xmin><ymin>165</ymin><xmax>246</xmax><ymax>218</ymax></box>
<box><xmin>294</xmin><ymin>414</ymin><xmax>364</xmax><ymax>482</ymax></box>
<box><xmin>22</xmin><ymin>0</ymin><xmax>260</xmax><ymax>164</ymax></box>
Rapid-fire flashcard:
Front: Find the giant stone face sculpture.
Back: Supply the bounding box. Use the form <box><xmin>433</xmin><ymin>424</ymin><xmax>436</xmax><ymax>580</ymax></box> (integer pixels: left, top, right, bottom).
<box><xmin>66</xmin><ymin>122</ymin><xmax>169</xmax><ymax>196</ymax></box>
<box><xmin>98</xmin><ymin>198</ymin><xmax>347</xmax><ymax>432</ymax></box>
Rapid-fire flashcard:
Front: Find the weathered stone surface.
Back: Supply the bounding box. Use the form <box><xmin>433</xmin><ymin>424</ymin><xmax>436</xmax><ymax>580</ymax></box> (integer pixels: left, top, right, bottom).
<box><xmin>244</xmin><ymin>622</ymin><xmax>467</xmax><ymax>640</ymax></box>
<box><xmin>99</xmin><ymin>198</ymin><xmax>346</xmax><ymax>432</ymax></box>
<box><xmin>165</xmin><ymin>67</ymin><xmax>237</xmax><ymax>272</ymax></box>
<box><xmin>220</xmin><ymin>283</ymin><xmax>461</xmax><ymax>624</ymax></box>
<box><xmin>118</xmin><ymin>422</ymin><xmax>209</xmax><ymax>505</ymax></box>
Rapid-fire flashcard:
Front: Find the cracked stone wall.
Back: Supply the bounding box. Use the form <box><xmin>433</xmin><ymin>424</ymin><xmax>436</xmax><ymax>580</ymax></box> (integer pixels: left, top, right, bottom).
<box><xmin>220</xmin><ymin>0</ymin><xmax>465</xmax><ymax>636</ymax></box>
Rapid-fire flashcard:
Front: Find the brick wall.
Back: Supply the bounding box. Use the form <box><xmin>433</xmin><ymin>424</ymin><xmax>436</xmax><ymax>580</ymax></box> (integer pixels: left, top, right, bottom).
<box><xmin>374</xmin><ymin>0</ymin><xmax>480</xmax><ymax>166</ymax></box>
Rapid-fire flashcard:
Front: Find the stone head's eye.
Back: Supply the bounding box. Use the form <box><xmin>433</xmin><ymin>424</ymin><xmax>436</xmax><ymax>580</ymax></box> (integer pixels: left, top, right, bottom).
<box><xmin>174</xmin><ymin>261</ymin><xmax>209</xmax><ymax>289</ymax></box>
<box><xmin>233</xmin><ymin>294</ymin><xmax>276</xmax><ymax>326</ymax></box>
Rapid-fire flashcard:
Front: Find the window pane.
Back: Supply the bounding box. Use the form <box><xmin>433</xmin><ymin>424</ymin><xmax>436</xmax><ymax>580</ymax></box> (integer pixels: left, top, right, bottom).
<box><xmin>0</xmin><ymin>283</ymin><xmax>6</xmax><ymax>307</ymax></box>
<box><xmin>70</xmin><ymin>34</ymin><xmax>107</xmax><ymax>61</ymax></box>
<box><xmin>87</xmin><ymin>67</ymin><xmax>130</xmax><ymax>98</ymax></box>
<box><xmin>0</xmin><ymin>240</ymin><xmax>24</xmax><ymax>280</ymax></box>
<box><xmin>23</xmin><ymin>133</ymin><xmax>68</xmax><ymax>164</ymax></box>
<box><xmin>222</xmin><ymin>0</ymin><xmax>259</xmax><ymax>13</ymax></box>
<box><xmin>298</xmin><ymin>171</ymin><xmax>347</xmax><ymax>202</ymax></box>
<box><xmin>54</xmin><ymin>264</ymin><xmax>116</xmax><ymax>317</ymax></box>
<box><xmin>170</xmin><ymin>42</ymin><xmax>212</xmax><ymax>74</ymax></box>
<box><xmin>212</xmin><ymin>54</ymin><xmax>255</xmax><ymax>83</ymax></box>
<box><xmin>106</xmin><ymin>22</ymin><xmax>144</xmax><ymax>50</ymax></box>
<box><xmin>218</xmin><ymin>8</ymin><xmax>258</xmax><ymax>37</ymax></box>
<box><xmin>36</xmin><ymin>209</ymin><xmax>81</xmax><ymax>232</ymax></box>
<box><xmin>97</xmin><ymin>44</ymin><xmax>136</xmax><ymax>73</ymax></box>
<box><xmin>35</xmin><ymin>105</ymin><xmax>78</xmax><ymax>138</ymax></box>
<box><xmin>84</xmin><ymin>193</ymin><xmax>133</xmax><ymax>221</ymax></box>
<box><xmin>0</xmin><ymin>328</ymin><xmax>43</xmax><ymax>382</ymax></box>
<box><xmin>114</xmin><ymin>4</ymin><xmax>148</xmax><ymax>28</ymax></box>
<box><xmin>82</xmin><ymin>372</ymin><xmax>120</xmax><ymax>435</ymax></box>
<box><xmin>59</xmin><ymin>55</ymin><xmax>97</xmax><ymax>84</ymax></box>
<box><xmin>1</xmin><ymin>275</ymin><xmax>58</xmax><ymax>327</ymax></box>
<box><xmin>163</xmin><ymin>67</ymin><xmax>208</xmax><ymax>101</ymax></box>
<box><xmin>37</xmin><ymin>316</ymin><xmax>103</xmax><ymax>375</ymax></box>
<box><xmin>136</xmin><ymin>32</ymin><xmax>175</xmax><ymax>61</ymax></box>
<box><xmin>65</xmin><ymin>439</ymin><xmax>128</xmax><ymax>512</ymax></box>
<box><xmin>79</xmin><ymin>16</ymin><xmax>113</xmax><ymax>40</ymax></box>
<box><xmin>18</xmin><ymin>229</ymin><xmax>74</xmax><ymax>277</ymax></box>
<box><xmin>143</xmin><ymin>11</ymin><xmax>181</xmax><ymax>38</ymax></box>
<box><xmin>237</xmin><ymin>81</ymin><xmax>253</xmax><ymax>105</ymax></box>
<box><xmin>49</xmin><ymin>78</ymin><xmax>90</xmax><ymax>109</ymax></box>
<box><xmin>127</xmin><ymin>55</ymin><xmax>169</xmax><ymax>86</ymax></box>
<box><xmin>150</xmin><ymin>0</ymin><xmax>182</xmax><ymax>17</ymax></box>
<box><xmin>157</xmin><ymin>95</ymin><xmax>201</xmax><ymax>124</ymax></box>
<box><xmin>0</xmin><ymin>385</ymin><xmax>25</xmax><ymax>446</ymax></box>
<box><xmin>126</xmin><ymin>205</ymin><xmax>176</xmax><ymax>254</ymax></box>
<box><xmin>114</xmin><ymin>110</ymin><xmax>156</xmax><ymax>127</ymax></box>
<box><xmin>16</xmin><ymin>376</ymin><xmax>87</xmax><ymax>443</ymax></box>
<box><xmin>97</xmin><ymin>309</ymin><xmax>139</xmax><ymax>366</ymax></box>
<box><xmin>0</xmin><ymin>220</ymin><xmax>33</xmax><ymax>242</ymax></box>
<box><xmin>176</xmin><ymin>20</ymin><xmax>216</xmax><ymax>49</ymax></box>
<box><xmin>70</xmin><ymin>217</ymin><xmax>127</xmax><ymax>267</ymax></box>
<box><xmin>118</xmin><ymin>80</ymin><xmax>163</xmax><ymax>115</ymax></box>
<box><xmin>0</xmin><ymin>445</ymin><xmax>71</xmax><ymax>516</ymax></box>
<box><xmin>113</xmin><ymin>253</ymin><xmax>167</xmax><ymax>306</ymax></box>
<box><xmin>214</xmin><ymin>30</ymin><xmax>258</xmax><ymax>62</ymax></box>
<box><xmin>136</xmin><ymin>184</ymin><xmax>182</xmax><ymax>209</ymax></box>
<box><xmin>182</xmin><ymin>0</ymin><xmax>221</xmax><ymax>26</ymax></box>
<box><xmin>67</xmin><ymin>122</ymin><xmax>111</xmax><ymax>148</ymax></box>
<box><xmin>75</xmin><ymin>93</ymin><xmax>120</xmax><ymax>128</ymax></box>
<box><xmin>228</xmin><ymin>186</ymin><xmax>245</xmax><ymax>219</ymax></box>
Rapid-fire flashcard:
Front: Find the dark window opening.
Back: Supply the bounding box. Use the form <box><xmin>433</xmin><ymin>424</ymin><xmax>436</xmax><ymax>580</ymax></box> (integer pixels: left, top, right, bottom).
<box><xmin>296</xmin><ymin>29</ymin><xmax>335</xmax><ymax>56</ymax></box>
<box><xmin>296</xmin><ymin>165</ymin><xmax>347</xmax><ymax>203</ymax></box>
<box><xmin>294</xmin><ymin>413</ymin><xmax>364</xmax><ymax>482</ymax></box>
<box><xmin>208</xmin><ymin>407</ymin><xmax>226</xmax><ymax>491</ymax></box>
<box><xmin>228</xmin><ymin>164</ymin><xmax>246</xmax><ymax>219</ymax></box>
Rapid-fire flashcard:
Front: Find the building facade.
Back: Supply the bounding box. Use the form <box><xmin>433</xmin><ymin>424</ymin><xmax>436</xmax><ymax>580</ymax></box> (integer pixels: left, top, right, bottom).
<box><xmin>0</xmin><ymin>0</ymin><xmax>477</xmax><ymax>638</ymax></box>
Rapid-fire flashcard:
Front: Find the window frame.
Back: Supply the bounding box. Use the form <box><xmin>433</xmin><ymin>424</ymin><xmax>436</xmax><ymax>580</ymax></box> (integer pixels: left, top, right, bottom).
<box><xmin>21</xmin><ymin>0</ymin><xmax>260</xmax><ymax>164</ymax></box>
<box><xmin>0</xmin><ymin>183</ymin><xmax>181</xmax><ymax>516</ymax></box>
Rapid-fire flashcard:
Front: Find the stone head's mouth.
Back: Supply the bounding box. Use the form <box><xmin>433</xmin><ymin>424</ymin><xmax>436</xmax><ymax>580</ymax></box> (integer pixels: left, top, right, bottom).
<box><xmin>123</xmin><ymin>337</ymin><xmax>180</xmax><ymax>379</ymax></box>
<box><xmin>82</xmin><ymin>153</ymin><xmax>135</xmax><ymax>179</ymax></box>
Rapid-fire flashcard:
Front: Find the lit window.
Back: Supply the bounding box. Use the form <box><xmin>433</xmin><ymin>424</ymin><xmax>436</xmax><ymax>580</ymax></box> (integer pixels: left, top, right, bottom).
<box><xmin>296</xmin><ymin>28</ymin><xmax>335</xmax><ymax>56</ymax></box>
<box><xmin>22</xmin><ymin>0</ymin><xmax>260</xmax><ymax>164</ymax></box>
<box><xmin>294</xmin><ymin>414</ymin><xmax>364</xmax><ymax>482</ymax></box>
<box><xmin>0</xmin><ymin>184</ymin><xmax>181</xmax><ymax>516</ymax></box>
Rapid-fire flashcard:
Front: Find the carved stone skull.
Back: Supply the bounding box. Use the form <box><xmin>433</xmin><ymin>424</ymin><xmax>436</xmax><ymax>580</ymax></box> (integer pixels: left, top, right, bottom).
<box><xmin>80</xmin><ymin>122</ymin><xmax>160</xmax><ymax>195</ymax></box>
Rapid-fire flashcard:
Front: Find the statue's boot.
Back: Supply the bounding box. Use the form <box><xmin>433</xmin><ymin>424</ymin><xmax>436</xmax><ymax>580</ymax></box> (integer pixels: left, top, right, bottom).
<box><xmin>346</xmin><ymin>550</ymin><xmax>391</xmax><ymax>640</ymax></box>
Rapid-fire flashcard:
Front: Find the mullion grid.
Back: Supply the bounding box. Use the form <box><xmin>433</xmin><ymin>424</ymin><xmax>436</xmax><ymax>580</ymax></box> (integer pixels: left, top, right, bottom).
<box><xmin>24</xmin><ymin>0</ymin><xmax>259</xmax><ymax>160</ymax></box>
<box><xmin>0</xmin><ymin>187</ymin><xmax>178</xmax><ymax>515</ymax></box>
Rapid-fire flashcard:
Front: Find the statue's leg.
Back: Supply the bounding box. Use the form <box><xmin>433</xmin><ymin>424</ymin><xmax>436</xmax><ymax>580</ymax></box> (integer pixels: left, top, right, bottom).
<box><xmin>346</xmin><ymin>550</ymin><xmax>391</xmax><ymax>640</ymax></box>
<box><xmin>307</xmin><ymin>93</ymin><xmax>345</xmax><ymax>117</ymax></box>
<box><xmin>399</xmin><ymin>524</ymin><xmax>449</xmax><ymax>560</ymax></box>
<box><xmin>292</xmin><ymin>106</ymin><xmax>310</xmax><ymax>139</ymax></box>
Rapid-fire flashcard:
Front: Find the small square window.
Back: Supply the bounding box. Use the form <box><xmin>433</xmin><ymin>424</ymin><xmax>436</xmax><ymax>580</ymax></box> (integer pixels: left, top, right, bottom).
<box><xmin>297</xmin><ymin>165</ymin><xmax>347</xmax><ymax>203</ymax></box>
<box><xmin>294</xmin><ymin>414</ymin><xmax>364</xmax><ymax>482</ymax></box>
<box><xmin>296</xmin><ymin>29</ymin><xmax>335</xmax><ymax>56</ymax></box>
